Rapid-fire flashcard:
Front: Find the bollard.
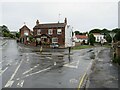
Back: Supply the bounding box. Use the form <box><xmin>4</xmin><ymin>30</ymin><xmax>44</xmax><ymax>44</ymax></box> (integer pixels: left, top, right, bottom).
<box><xmin>40</xmin><ymin>46</ymin><xmax>43</xmax><ymax>54</ymax></box>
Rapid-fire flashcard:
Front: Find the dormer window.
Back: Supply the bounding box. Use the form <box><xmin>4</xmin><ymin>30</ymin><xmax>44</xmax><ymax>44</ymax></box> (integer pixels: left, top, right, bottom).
<box><xmin>57</xmin><ymin>29</ymin><xmax>62</xmax><ymax>34</ymax></box>
<box><xmin>37</xmin><ymin>29</ymin><xmax>41</xmax><ymax>35</ymax></box>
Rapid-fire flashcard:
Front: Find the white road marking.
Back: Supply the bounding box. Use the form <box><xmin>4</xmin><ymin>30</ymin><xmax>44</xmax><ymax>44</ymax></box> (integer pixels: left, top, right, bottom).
<box><xmin>4</xmin><ymin>81</ymin><xmax>14</xmax><ymax>87</ymax></box>
<box><xmin>70</xmin><ymin>78</ymin><xmax>78</xmax><ymax>83</ymax></box>
<box><xmin>23</xmin><ymin>64</ymin><xmax>39</xmax><ymax>75</ymax></box>
<box><xmin>16</xmin><ymin>78</ymin><xmax>20</xmax><ymax>81</ymax></box>
<box><xmin>63</xmin><ymin>60</ymin><xmax>79</xmax><ymax>69</ymax></box>
<box><xmin>54</xmin><ymin>62</ymin><xmax>56</xmax><ymax>66</ymax></box>
<box><xmin>26</xmin><ymin>58</ymin><xmax>29</xmax><ymax>62</ymax></box>
<box><xmin>0</xmin><ymin>67</ymin><xmax>8</xmax><ymax>75</ymax></box>
<box><xmin>17</xmin><ymin>80</ymin><xmax>24</xmax><ymax>87</ymax></box>
<box><xmin>24</xmin><ymin>67</ymin><xmax>51</xmax><ymax>78</ymax></box>
<box><xmin>5</xmin><ymin>58</ymin><xmax>24</xmax><ymax>87</ymax></box>
<box><xmin>46</xmin><ymin>57</ymin><xmax>52</xmax><ymax>60</ymax></box>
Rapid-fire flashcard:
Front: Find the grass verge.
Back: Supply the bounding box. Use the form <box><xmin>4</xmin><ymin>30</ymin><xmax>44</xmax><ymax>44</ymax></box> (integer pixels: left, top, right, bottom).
<box><xmin>72</xmin><ymin>45</ymin><xmax>93</xmax><ymax>50</ymax></box>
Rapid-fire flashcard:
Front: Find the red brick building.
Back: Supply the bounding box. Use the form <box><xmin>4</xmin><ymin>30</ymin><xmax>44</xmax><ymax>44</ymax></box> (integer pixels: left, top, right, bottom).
<box><xmin>33</xmin><ymin>18</ymin><xmax>67</xmax><ymax>47</ymax></box>
<box><xmin>19</xmin><ymin>18</ymin><xmax>73</xmax><ymax>48</ymax></box>
<box><xmin>19</xmin><ymin>25</ymin><xmax>32</xmax><ymax>44</ymax></box>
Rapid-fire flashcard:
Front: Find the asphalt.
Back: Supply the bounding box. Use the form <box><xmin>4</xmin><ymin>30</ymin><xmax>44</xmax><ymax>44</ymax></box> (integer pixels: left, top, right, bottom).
<box><xmin>85</xmin><ymin>48</ymin><xmax>120</xmax><ymax>89</ymax></box>
<box><xmin>1</xmin><ymin>40</ymin><xmax>119</xmax><ymax>89</ymax></box>
<box><xmin>1</xmin><ymin>40</ymin><xmax>95</xmax><ymax>88</ymax></box>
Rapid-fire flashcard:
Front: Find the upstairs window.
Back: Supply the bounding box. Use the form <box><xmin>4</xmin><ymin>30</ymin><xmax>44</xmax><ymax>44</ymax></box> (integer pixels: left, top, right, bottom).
<box><xmin>37</xmin><ymin>29</ymin><xmax>41</xmax><ymax>35</ymax></box>
<box><xmin>57</xmin><ymin>29</ymin><xmax>62</xmax><ymax>34</ymax></box>
<box><xmin>24</xmin><ymin>30</ymin><xmax>28</xmax><ymax>36</ymax></box>
<box><xmin>48</xmin><ymin>29</ymin><xmax>53</xmax><ymax>35</ymax></box>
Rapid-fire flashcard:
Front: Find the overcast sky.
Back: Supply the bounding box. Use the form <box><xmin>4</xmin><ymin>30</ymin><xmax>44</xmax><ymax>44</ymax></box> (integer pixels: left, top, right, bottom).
<box><xmin>0</xmin><ymin>0</ymin><xmax>119</xmax><ymax>32</ymax></box>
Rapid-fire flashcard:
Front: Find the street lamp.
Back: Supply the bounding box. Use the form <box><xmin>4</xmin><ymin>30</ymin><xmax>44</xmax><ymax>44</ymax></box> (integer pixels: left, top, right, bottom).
<box><xmin>109</xmin><ymin>32</ymin><xmax>116</xmax><ymax>48</ymax></box>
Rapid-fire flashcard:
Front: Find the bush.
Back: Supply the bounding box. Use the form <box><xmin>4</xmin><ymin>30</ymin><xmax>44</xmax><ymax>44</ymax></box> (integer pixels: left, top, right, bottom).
<box><xmin>113</xmin><ymin>56</ymin><xmax>120</xmax><ymax>65</ymax></box>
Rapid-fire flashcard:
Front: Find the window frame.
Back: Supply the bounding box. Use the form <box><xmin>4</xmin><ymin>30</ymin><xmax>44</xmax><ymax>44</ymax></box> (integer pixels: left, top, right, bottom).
<box><xmin>48</xmin><ymin>29</ymin><xmax>53</xmax><ymax>35</ymax></box>
<box><xmin>57</xmin><ymin>29</ymin><xmax>62</xmax><ymax>34</ymax></box>
<box><xmin>37</xmin><ymin>29</ymin><xmax>41</xmax><ymax>35</ymax></box>
<box><xmin>52</xmin><ymin>37</ymin><xmax>58</xmax><ymax>43</ymax></box>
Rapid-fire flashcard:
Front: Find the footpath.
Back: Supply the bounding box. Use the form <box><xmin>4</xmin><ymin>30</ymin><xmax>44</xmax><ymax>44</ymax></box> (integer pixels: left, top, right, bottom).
<box><xmin>85</xmin><ymin>47</ymin><xmax>120</xmax><ymax>89</ymax></box>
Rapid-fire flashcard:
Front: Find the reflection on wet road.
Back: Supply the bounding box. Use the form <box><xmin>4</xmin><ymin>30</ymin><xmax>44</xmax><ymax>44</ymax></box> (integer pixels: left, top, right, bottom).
<box><xmin>1</xmin><ymin>40</ymin><xmax>101</xmax><ymax>88</ymax></box>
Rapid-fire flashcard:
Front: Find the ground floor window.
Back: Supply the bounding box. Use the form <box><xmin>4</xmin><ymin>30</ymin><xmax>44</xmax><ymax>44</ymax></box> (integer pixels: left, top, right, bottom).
<box><xmin>52</xmin><ymin>37</ymin><xmax>58</xmax><ymax>43</ymax></box>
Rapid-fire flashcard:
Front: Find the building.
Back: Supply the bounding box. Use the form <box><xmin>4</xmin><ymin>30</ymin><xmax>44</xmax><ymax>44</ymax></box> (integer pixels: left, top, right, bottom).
<box><xmin>73</xmin><ymin>33</ymin><xmax>88</xmax><ymax>43</ymax></box>
<box><xmin>19</xmin><ymin>18</ymin><xmax>73</xmax><ymax>48</ymax></box>
<box><xmin>93</xmin><ymin>33</ymin><xmax>106</xmax><ymax>43</ymax></box>
<box><xmin>19</xmin><ymin>25</ymin><xmax>33</xmax><ymax>44</ymax></box>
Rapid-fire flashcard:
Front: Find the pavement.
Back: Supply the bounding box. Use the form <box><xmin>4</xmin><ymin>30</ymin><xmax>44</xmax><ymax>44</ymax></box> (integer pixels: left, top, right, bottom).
<box><xmin>85</xmin><ymin>48</ymin><xmax>120</xmax><ymax>89</ymax></box>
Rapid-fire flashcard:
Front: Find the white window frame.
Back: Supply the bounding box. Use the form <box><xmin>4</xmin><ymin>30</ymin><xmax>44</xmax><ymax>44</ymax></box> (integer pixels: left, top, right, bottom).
<box><xmin>57</xmin><ymin>29</ymin><xmax>62</xmax><ymax>34</ymax></box>
<box><xmin>52</xmin><ymin>37</ymin><xmax>58</xmax><ymax>43</ymax></box>
<box><xmin>37</xmin><ymin>29</ymin><xmax>41</xmax><ymax>35</ymax></box>
<box><xmin>48</xmin><ymin>29</ymin><xmax>53</xmax><ymax>35</ymax></box>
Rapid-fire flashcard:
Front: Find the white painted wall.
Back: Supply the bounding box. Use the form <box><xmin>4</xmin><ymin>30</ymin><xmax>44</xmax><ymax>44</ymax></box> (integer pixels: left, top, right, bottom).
<box><xmin>65</xmin><ymin>25</ymin><xmax>75</xmax><ymax>47</ymax></box>
<box><xmin>93</xmin><ymin>34</ymin><xmax>106</xmax><ymax>43</ymax></box>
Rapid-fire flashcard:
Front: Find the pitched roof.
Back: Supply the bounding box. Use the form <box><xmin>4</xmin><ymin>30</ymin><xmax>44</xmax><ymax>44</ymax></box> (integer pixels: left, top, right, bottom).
<box><xmin>33</xmin><ymin>23</ymin><xmax>66</xmax><ymax>29</ymax></box>
<box><xmin>20</xmin><ymin>25</ymin><xmax>30</xmax><ymax>30</ymax></box>
<box><xmin>76</xmin><ymin>35</ymin><xmax>88</xmax><ymax>39</ymax></box>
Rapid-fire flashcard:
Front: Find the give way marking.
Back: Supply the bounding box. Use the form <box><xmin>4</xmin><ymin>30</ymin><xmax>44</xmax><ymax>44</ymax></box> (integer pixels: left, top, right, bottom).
<box><xmin>63</xmin><ymin>60</ymin><xmax>79</xmax><ymax>69</ymax></box>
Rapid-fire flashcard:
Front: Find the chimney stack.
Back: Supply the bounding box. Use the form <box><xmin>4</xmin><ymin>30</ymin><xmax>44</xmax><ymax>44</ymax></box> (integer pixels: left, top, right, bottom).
<box><xmin>64</xmin><ymin>18</ymin><xmax>67</xmax><ymax>24</ymax></box>
<box><xmin>36</xmin><ymin>20</ymin><xmax>39</xmax><ymax>25</ymax></box>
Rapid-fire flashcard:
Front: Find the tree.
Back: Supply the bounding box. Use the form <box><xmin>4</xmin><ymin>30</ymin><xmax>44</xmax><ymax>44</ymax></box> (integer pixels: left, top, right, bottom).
<box><xmin>74</xmin><ymin>31</ymin><xmax>80</xmax><ymax>35</ymax></box>
<box><xmin>16</xmin><ymin>32</ymin><xmax>20</xmax><ymax>39</ymax></box>
<box><xmin>104</xmin><ymin>33</ymin><xmax>112</xmax><ymax>43</ymax></box>
<box><xmin>88</xmin><ymin>33</ymin><xmax>95</xmax><ymax>46</ymax></box>
<box><xmin>114</xmin><ymin>30</ymin><xmax>120</xmax><ymax>41</ymax></box>
<box><xmin>0</xmin><ymin>25</ymin><xmax>10</xmax><ymax>37</ymax></box>
<box><xmin>89</xmin><ymin>29</ymin><xmax>101</xmax><ymax>33</ymax></box>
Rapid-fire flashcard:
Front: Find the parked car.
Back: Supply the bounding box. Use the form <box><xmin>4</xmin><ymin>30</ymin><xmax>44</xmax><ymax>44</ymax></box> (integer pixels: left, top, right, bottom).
<box><xmin>50</xmin><ymin>43</ymin><xmax>59</xmax><ymax>48</ymax></box>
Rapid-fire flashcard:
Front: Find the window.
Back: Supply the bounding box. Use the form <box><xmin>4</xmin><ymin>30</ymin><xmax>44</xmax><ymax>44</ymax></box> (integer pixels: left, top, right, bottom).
<box><xmin>37</xmin><ymin>29</ymin><xmax>41</xmax><ymax>35</ymax></box>
<box><xmin>24</xmin><ymin>30</ymin><xmax>28</xmax><ymax>36</ymax></box>
<box><xmin>48</xmin><ymin>29</ymin><xmax>53</xmax><ymax>35</ymax></box>
<box><xmin>27</xmin><ymin>37</ymin><xmax>29</xmax><ymax>41</ymax></box>
<box><xmin>57</xmin><ymin>29</ymin><xmax>62</xmax><ymax>34</ymax></box>
<box><xmin>52</xmin><ymin>37</ymin><xmax>58</xmax><ymax>43</ymax></box>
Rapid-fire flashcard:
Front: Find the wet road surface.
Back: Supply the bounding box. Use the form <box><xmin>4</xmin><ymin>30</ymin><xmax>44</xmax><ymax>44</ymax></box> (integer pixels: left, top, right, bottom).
<box><xmin>87</xmin><ymin>48</ymin><xmax>119</xmax><ymax>89</ymax></box>
<box><xmin>1</xmin><ymin>40</ymin><xmax>105</xmax><ymax>88</ymax></box>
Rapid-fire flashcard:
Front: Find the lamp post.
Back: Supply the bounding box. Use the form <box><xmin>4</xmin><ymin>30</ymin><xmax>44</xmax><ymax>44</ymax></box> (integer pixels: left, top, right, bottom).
<box><xmin>109</xmin><ymin>32</ymin><xmax>116</xmax><ymax>48</ymax></box>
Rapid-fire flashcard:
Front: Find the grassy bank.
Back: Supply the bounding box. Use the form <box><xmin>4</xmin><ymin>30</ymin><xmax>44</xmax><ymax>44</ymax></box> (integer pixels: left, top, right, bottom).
<box><xmin>72</xmin><ymin>45</ymin><xmax>94</xmax><ymax>50</ymax></box>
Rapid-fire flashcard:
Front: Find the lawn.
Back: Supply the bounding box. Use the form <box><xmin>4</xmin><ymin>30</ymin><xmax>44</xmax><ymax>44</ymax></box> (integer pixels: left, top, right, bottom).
<box><xmin>72</xmin><ymin>45</ymin><xmax>94</xmax><ymax>50</ymax></box>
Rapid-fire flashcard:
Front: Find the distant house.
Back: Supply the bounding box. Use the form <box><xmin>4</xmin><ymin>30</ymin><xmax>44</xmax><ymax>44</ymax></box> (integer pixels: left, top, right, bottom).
<box><xmin>73</xmin><ymin>33</ymin><xmax>88</xmax><ymax>43</ymax></box>
<box><xmin>19</xmin><ymin>25</ymin><xmax>32</xmax><ymax>44</ymax></box>
<box><xmin>19</xmin><ymin>18</ymin><xmax>73</xmax><ymax>48</ymax></box>
<box><xmin>93</xmin><ymin>33</ymin><xmax>106</xmax><ymax>43</ymax></box>
<box><xmin>10</xmin><ymin>31</ymin><xmax>17</xmax><ymax>36</ymax></box>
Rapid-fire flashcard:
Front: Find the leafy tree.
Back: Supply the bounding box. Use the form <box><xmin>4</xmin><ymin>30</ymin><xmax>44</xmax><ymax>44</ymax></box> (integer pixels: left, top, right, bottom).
<box><xmin>101</xmin><ymin>28</ymin><xmax>110</xmax><ymax>34</ymax></box>
<box><xmin>114</xmin><ymin>30</ymin><xmax>120</xmax><ymax>41</ymax></box>
<box><xmin>0</xmin><ymin>25</ymin><xmax>10</xmax><ymax>37</ymax></box>
<box><xmin>16</xmin><ymin>32</ymin><xmax>20</xmax><ymax>38</ymax></box>
<box><xmin>74</xmin><ymin>31</ymin><xmax>80</xmax><ymax>35</ymax></box>
<box><xmin>89</xmin><ymin>29</ymin><xmax>101</xmax><ymax>33</ymax></box>
<box><xmin>112</xmin><ymin>28</ymin><xmax>120</xmax><ymax>33</ymax></box>
<box><xmin>104</xmin><ymin>33</ymin><xmax>112</xmax><ymax>43</ymax></box>
<box><xmin>88</xmin><ymin>33</ymin><xmax>95</xmax><ymax>46</ymax></box>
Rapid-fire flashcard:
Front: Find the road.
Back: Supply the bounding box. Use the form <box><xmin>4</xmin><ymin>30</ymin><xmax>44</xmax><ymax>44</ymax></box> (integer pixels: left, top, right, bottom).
<box><xmin>1</xmin><ymin>40</ymin><xmax>103</xmax><ymax>88</ymax></box>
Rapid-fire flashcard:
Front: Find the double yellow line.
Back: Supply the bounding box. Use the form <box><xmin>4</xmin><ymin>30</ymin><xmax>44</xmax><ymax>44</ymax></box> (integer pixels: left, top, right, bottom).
<box><xmin>78</xmin><ymin>72</ymin><xmax>87</xmax><ymax>90</ymax></box>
